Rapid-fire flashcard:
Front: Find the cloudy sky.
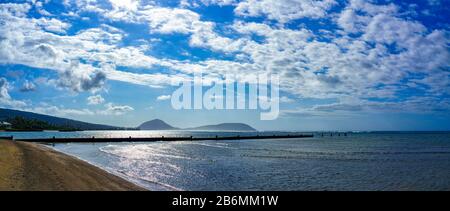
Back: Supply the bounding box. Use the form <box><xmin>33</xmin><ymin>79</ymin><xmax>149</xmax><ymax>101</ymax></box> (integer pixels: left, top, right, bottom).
<box><xmin>0</xmin><ymin>0</ymin><xmax>449</xmax><ymax>131</ymax></box>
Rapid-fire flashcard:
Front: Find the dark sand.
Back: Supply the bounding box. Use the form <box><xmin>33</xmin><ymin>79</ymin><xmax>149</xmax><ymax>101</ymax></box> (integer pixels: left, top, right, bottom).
<box><xmin>0</xmin><ymin>140</ymin><xmax>146</xmax><ymax>191</ymax></box>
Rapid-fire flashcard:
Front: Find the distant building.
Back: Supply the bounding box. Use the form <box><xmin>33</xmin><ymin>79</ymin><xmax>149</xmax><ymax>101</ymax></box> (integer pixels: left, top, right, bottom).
<box><xmin>0</xmin><ymin>121</ymin><xmax>12</xmax><ymax>129</ymax></box>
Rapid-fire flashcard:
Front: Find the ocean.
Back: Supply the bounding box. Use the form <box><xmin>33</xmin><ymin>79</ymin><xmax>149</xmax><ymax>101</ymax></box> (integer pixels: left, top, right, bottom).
<box><xmin>2</xmin><ymin>131</ymin><xmax>450</xmax><ymax>191</ymax></box>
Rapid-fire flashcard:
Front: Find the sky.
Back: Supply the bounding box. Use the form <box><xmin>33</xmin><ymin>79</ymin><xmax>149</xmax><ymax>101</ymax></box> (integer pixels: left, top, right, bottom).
<box><xmin>0</xmin><ymin>0</ymin><xmax>449</xmax><ymax>131</ymax></box>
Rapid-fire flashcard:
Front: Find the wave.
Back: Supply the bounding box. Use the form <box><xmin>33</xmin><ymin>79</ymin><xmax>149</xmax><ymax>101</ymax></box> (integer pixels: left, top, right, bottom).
<box><xmin>184</xmin><ymin>142</ymin><xmax>236</xmax><ymax>149</ymax></box>
<box><xmin>241</xmin><ymin>150</ymin><xmax>450</xmax><ymax>162</ymax></box>
<box><xmin>118</xmin><ymin>170</ymin><xmax>184</xmax><ymax>191</ymax></box>
<box><xmin>47</xmin><ymin>145</ymin><xmax>152</xmax><ymax>190</ymax></box>
<box><xmin>240</xmin><ymin>147</ymin><xmax>450</xmax><ymax>156</ymax></box>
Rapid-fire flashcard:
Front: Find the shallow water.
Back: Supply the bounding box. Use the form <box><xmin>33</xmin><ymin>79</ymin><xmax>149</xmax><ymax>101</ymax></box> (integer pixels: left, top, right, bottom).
<box><xmin>3</xmin><ymin>131</ymin><xmax>450</xmax><ymax>190</ymax></box>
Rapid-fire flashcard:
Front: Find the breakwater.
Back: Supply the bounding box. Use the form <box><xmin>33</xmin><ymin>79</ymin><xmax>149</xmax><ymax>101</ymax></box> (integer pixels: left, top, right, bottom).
<box><xmin>12</xmin><ymin>134</ymin><xmax>314</xmax><ymax>143</ymax></box>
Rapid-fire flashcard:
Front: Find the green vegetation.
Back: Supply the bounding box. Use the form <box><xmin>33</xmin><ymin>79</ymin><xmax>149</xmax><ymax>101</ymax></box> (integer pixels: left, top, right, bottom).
<box><xmin>0</xmin><ymin>124</ymin><xmax>11</xmax><ymax>130</ymax></box>
<box><xmin>4</xmin><ymin>116</ymin><xmax>79</xmax><ymax>131</ymax></box>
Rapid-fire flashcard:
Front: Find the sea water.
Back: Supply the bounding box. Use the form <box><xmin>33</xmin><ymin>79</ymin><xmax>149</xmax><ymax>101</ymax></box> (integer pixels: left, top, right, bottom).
<box><xmin>2</xmin><ymin>131</ymin><xmax>450</xmax><ymax>190</ymax></box>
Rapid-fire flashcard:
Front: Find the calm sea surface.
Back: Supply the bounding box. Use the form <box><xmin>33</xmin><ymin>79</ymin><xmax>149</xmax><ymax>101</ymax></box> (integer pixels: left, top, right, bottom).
<box><xmin>2</xmin><ymin>131</ymin><xmax>450</xmax><ymax>191</ymax></box>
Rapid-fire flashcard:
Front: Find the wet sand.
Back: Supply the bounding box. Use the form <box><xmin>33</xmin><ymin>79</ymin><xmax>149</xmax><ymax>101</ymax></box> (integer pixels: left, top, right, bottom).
<box><xmin>0</xmin><ymin>140</ymin><xmax>146</xmax><ymax>191</ymax></box>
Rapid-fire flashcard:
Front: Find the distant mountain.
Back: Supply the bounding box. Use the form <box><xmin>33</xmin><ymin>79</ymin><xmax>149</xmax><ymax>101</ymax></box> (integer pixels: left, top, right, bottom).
<box><xmin>0</xmin><ymin>108</ymin><xmax>121</xmax><ymax>130</ymax></box>
<box><xmin>138</xmin><ymin>119</ymin><xmax>257</xmax><ymax>131</ymax></box>
<box><xmin>187</xmin><ymin>123</ymin><xmax>257</xmax><ymax>131</ymax></box>
<box><xmin>138</xmin><ymin>119</ymin><xmax>179</xmax><ymax>130</ymax></box>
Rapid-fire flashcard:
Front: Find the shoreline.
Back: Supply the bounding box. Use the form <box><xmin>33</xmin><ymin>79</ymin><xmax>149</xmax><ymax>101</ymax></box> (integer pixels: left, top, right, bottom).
<box><xmin>0</xmin><ymin>140</ymin><xmax>147</xmax><ymax>191</ymax></box>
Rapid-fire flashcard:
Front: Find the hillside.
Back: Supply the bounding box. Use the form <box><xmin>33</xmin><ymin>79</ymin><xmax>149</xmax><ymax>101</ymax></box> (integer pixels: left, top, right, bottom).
<box><xmin>138</xmin><ymin>119</ymin><xmax>179</xmax><ymax>130</ymax></box>
<box><xmin>0</xmin><ymin>108</ymin><xmax>121</xmax><ymax>130</ymax></box>
<box><xmin>188</xmin><ymin>123</ymin><xmax>257</xmax><ymax>131</ymax></box>
<box><xmin>138</xmin><ymin>119</ymin><xmax>257</xmax><ymax>131</ymax></box>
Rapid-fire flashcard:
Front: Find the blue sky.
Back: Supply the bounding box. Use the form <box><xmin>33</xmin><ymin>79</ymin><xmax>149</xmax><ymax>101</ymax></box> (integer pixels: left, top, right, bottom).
<box><xmin>0</xmin><ymin>0</ymin><xmax>449</xmax><ymax>131</ymax></box>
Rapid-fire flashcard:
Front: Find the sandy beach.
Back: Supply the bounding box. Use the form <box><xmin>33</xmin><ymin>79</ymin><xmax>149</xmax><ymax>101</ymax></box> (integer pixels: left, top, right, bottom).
<box><xmin>0</xmin><ymin>140</ymin><xmax>146</xmax><ymax>191</ymax></box>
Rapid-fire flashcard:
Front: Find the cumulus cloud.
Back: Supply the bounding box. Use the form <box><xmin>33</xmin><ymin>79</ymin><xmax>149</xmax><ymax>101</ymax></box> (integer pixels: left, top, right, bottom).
<box><xmin>34</xmin><ymin>102</ymin><xmax>134</xmax><ymax>117</ymax></box>
<box><xmin>20</xmin><ymin>80</ymin><xmax>37</xmax><ymax>92</ymax></box>
<box><xmin>29</xmin><ymin>105</ymin><xmax>96</xmax><ymax>117</ymax></box>
<box><xmin>156</xmin><ymin>95</ymin><xmax>171</xmax><ymax>101</ymax></box>
<box><xmin>0</xmin><ymin>2</ymin><xmax>30</xmax><ymax>17</ymax></box>
<box><xmin>0</xmin><ymin>3</ymin><xmax>192</xmax><ymax>91</ymax></box>
<box><xmin>87</xmin><ymin>95</ymin><xmax>105</xmax><ymax>105</ymax></box>
<box><xmin>56</xmin><ymin>65</ymin><xmax>107</xmax><ymax>92</ymax></box>
<box><xmin>0</xmin><ymin>78</ymin><xmax>10</xmax><ymax>99</ymax></box>
<box><xmin>0</xmin><ymin>0</ymin><xmax>448</xmax><ymax>116</ymax></box>
<box><xmin>319</xmin><ymin>98</ymin><xmax>450</xmax><ymax>113</ymax></box>
<box><xmin>280</xmin><ymin>96</ymin><xmax>295</xmax><ymax>103</ymax></box>
<box><xmin>234</xmin><ymin>0</ymin><xmax>337</xmax><ymax>23</ymax></box>
<box><xmin>109</xmin><ymin>0</ymin><xmax>140</xmax><ymax>11</ymax></box>
<box><xmin>35</xmin><ymin>18</ymin><xmax>71</xmax><ymax>34</ymax></box>
<box><xmin>200</xmin><ymin>0</ymin><xmax>238</xmax><ymax>6</ymax></box>
<box><xmin>0</xmin><ymin>77</ymin><xmax>27</xmax><ymax>107</ymax></box>
<box><xmin>102</xmin><ymin>103</ymin><xmax>134</xmax><ymax>115</ymax></box>
<box><xmin>0</xmin><ymin>4</ymin><xmax>110</xmax><ymax>92</ymax></box>
<box><xmin>26</xmin><ymin>103</ymin><xmax>136</xmax><ymax>118</ymax></box>
<box><xmin>283</xmin><ymin>96</ymin><xmax>450</xmax><ymax>117</ymax></box>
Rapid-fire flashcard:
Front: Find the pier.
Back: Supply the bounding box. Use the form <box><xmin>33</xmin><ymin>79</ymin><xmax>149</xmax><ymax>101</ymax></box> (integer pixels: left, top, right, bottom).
<box><xmin>11</xmin><ymin>134</ymin><xmax>314</xmax><ymax>143</ymax></box>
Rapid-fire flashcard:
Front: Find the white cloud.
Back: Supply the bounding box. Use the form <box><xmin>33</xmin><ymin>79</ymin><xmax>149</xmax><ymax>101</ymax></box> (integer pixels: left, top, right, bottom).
<box><xmin>156</xmin><ymin>95</ymin><xmax>171</xmax><ymax>101</ymax></box>
<box><xmin>313</xmin><ymin>97</ymin><xmax>450</xmax><ymax>114</ymax></box>
<box><xmin>0</xmin><ymin>77</ymin><xmax>27</xmax><ymax>107</ymax></box>
<box><xmin>0</xmin><ymin>0</ymin><xmax>448</xmax><ymax>116</ymax></box>
<box><xmin>102</xmin><ymin>103</ymin><xmax>134</xmax><ymax>115</ymax></box>
<box><xmin>363</xmin><ymin>14</ymin><xmax>426</xmax><ymax>46</ymax></box>
<box><xmin>0</xmin><ymin>2</ymin><xmax>198</xmax><ymax>91</ymax></box>
<box><xmin>34</xmin><ymin>18</ymin><xmax>71</xmax><ymax>34</ymax></box>
<box><xmin>109</xmin><ymin>0</ymin><xmax>140</xmax><ymax>11</ymax></box>
<box><xmin>234</xmin><ymin>0</ymin><xmax>337</xmax><ymax>23</ymax></box>
<box><xmin>280</xmin><ymin>96</ymin><xmax>295</xmax><ymax>103</ymax></box>
<box><xmin>202</xmin><ymin>0</ymin><xmax>237</xmax><ymax>6</ymax></box>
<box><xmin>87</xmin><ymin>95</ymin><xmax>105</xmax><ymax>105</ymax></box>
<box><xmin>337</xmin><ymin>8</ymin><xmax>368</xmax><ymax>34</ymax></box>
<box><xmin>0</xmin><ymin>6</ymin><xmax>117</xmax><ymax>92</ymax></box>
<box><xmin>98</xmin><ymin>3</ymin><xmax>204</xmax><ymax>35</ymax></box>
<box><xmin>94</xmin><ymin>2</ymin><xmax>247</xmax><ymax>53</ymax></box>
<box><xmin>20</xmin><ymin>80</ymin><xmax>37</xmax><ymax>92</ymax></box>
<box><xmin>55</xmin><ymin>63</ymin><xmax>107</xmax><ymax>93</ymax></box>
<box><xmin>32</xmin><ymin>0</ymin><xmax>53</xmax><ymax>16</ymax></box>
<box><xmin>28</xmin><ymin>105</ymin><xmax>96</xmax><ymax>117</ymax></box>
<box><xmin>0</xmin><ymin>77</ymin><xmax>10</xmax><ymax>99</ymax></box>
<box><xmin>24</xmin><ymin>103</ymin><xmax>135</xmax><ymax>118</ymax></box>
<box><xmin>336</xmin><ymin>0</ymin><xmax>398</xmax><ymax>34</ymax></box>
<box><xmin>0</xmin><ymin>3</ymin><xmax>30</xmax><ymax>17</ymax></box>
<box><xmin>282</xmin><ymin>96</ymin><xmax>450</xmax><ymax>117</ymax></box>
